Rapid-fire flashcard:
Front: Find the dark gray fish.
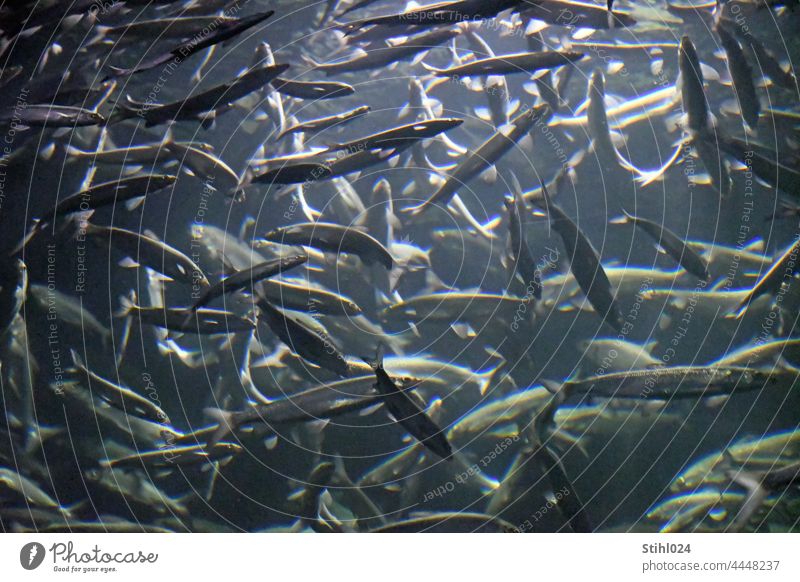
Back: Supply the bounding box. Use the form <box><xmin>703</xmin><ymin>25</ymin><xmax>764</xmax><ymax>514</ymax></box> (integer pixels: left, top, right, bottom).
<box><xmin>505</xmin><ymin>177</ymin><xmax>542</xmax><ymax>298</ymax></box>
<box><xmin>679</xmin><ymin>35</ymin><xmax>710</xmax><ymax>135</ymax></box>
<box><xmin>726</xmin><ymin>464</ymin><xmax>797</xmax><ymax>532</ymax></box>
<box><xmin>0</xmin><ymin>259</ymin><xmax>27</xmax><ymax>338</ymax></box>
<box><xmin>560</xmin><ymin>366</ymin><xmax>786</xmax><ymax>400</ymax></box>
<box><xmin>713</xmin><ymin>134</ymin><xmax>800</xmax><ymax>197</ymax></box>
<box><xmin>69</xmin><ymin>350</ymin><xmax>170</xmax><ymax>425</ymax></box>
<box><xmin>587</xmin><ymin>68</ymin><xmax>617</xmax><ymax>166</ymax></box>
<box><xmin>309</xmin><ymin>28</ymin><xmax>461</xmax><ymax>75</ymax></box>
<box><xmin>263</xmin><ymin>222</ymin><xmax>393</xmax><ymax>269</ymax></box>
<box><xmin>112</xmin><ymin>64</ymin><xmax>289</xmax><ymax>127</ymax></box>
<box><xmin>293</xmin><ymin>461</ymin><xmax>339</xmax><ymax>531</ymax></box>
<box><xmin>371</xmin><ymin>513</ymin><xmax>518</xmax><ymax>533</ymax></box>
<box><xmin>715</xmin><ymin>21</ymin><xmax>760</xmax><ymax>129</ymax></box>
<box><xmin>270</xmin><ymin>78</ymin><xmax>355</xmax><ymax>100</ymax></box>
<box><xmin>277</xmin><ymin>105</ymin><xmax>370</xmax><ymax>141</ymax></box>
<box><xmin>260</xmin><ymin>278</ymin><xmax>362</xmax><ymax>316</ymax></box>
<box><xmin>734</xmin><ymin>236</ymin><xmax>800</xmax><ymax>317</ymax></box>
<box><xmin>17</xmin><ymin>175</ymin><xmax>177</xmax><ymax>252</ymax></box>
<box><xmin>519</xmin><ymin>0</ymin><xmax>636</xmax><ymax>29</ymax></box>
<box><xmin>118</xmin><ymin>297</ymin><xmax>256</xmax><ymax>334</ymax></box>
<box><xmin>46</xmin><ymin>175</ymin><xmax>177</xmax><ymax>223</ymax></box>
<box><xmin>530</xmin><ymin>440</ymin><xmax>592</xmax><ymax>532</ymax></box>
<box><xmin>364</xmin><ymin>350</ymin><xmax>452</xmax><ymax>460</ymax></box>
<box><xmin>83</xmin><ymin>224</ymin><xmax>208</xmax><ymax>287</ymax></box>
<box><xmin>107</xmin><ymin>10</ymin><xmax>275</xmax><ymax>78</ymax></box>
<box><xmin>611</xmin><ymin>210</ymin><xmax>710</xmax><ymax>281</ymax></box>
<box><xmin>405</xmin><ymin>104</ymin><xmax>552</xmax><ymax>215</ymax></box>
<box><xmin>0</xmin><ymin>104</ymin><xmax>104</xmax><ymax>128</ymax></box>
<box><xmin>537</xmin><ymin>181</ymin><xmax>623</xmax><ymax>331</ymax></box>
<box><xmin>426</xmin><ymin>51</ymin><xmax>585</xmax><ymax>77</ymax></box>
<box><xmin>191</xmin><ymin>254</ymin><xmax>308</xmax><ymax>310</ymax></box>
<box><xmin>324</xmin><ymin>117</ymin><xmax>463</xmax><ymax>153</ymax></box>
<box><xmin>731</xmin><ymin>25</ymin><xmax>797</xmax><ymax>91</ymax></box>
<box><xmin>465</xmin><ymin>28</ymin><xmax>514</xmax><ymax>128</ymax></box>
<box><xmin>252</xmin><ymin>161</ymin><xmax>333</xmax><ymax>185</ymax></box>
<box><xmin>257</xmin><ymin>296</ymin><xmax>351</xmax><ymax>377</ymax></box>
<box><xmin>101</xmin><ymin>443</ymin><xmax>241</xmax><ymax>469</ymax></box>
<box><xmin>341</xmin><ymin>0</ymin><xmax>516</xmax><ymax>34</ymax></box>
<box><xmin>204</xmin><ymin>374</ymin><xmax>426</xmax><ymax>443</ymax></box>
<box><xmin>326</xmin><ymin>144</ymin><xmax>412</xmax><ymax>177</ymax></box>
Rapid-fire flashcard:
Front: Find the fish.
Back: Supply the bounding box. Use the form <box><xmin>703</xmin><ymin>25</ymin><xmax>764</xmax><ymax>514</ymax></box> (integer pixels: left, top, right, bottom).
<box><xmin>262</xmin><ymin>222</ymin><xmax>393</xmax><ymax>269</ymax></box>
<box><xmin>85</xmin><ymin>468</ymin><xmax>189</xmax><ymax>516</ymax></box>
<box><xmin>117</xmin><ymin>295</ymin><xmax>256</xmax><ymax>334</ymax></box>
<box><xmin>579</xmin><ymin>338</ymin><xmax>662</xmax><ymax>372</ymax></box>
<box><xmin>68</xmin><ymin>350</ymin><xmax>170</xmax><ymax>425</ymax></box>
<box><xmin>715</xmin><ymin>20</ymin><xmax>760</xmax><ymax>129</ymax></box>
<box><xmin>678</xmin><ymin>35</ymin><xmax>711</xmax><ymax>135</ymax></box>
<box><xmin>164</xmin><ymin>141</ymin><xmax>242</xmax><ymax>195</ymax></box>
<box><xmin>92</xmin><ymin>16</ymin><xmax>240</xmax><ymax>43</ymax></box>
<box><xmin>29</xmin><ymin>284</ymin><xmax>112</xmax><ymax>344</ymax></box>
<box><xmin>112</xmin><ymin>64</ymin><xmax>290</xmax><ymax>127</ymax></box>
<box><xmin>0</xmin><ymin>259</ymin><xmax>27</xmax><ymax>338</ymax></box>
<box><xmin>713</xmin><ymin>338</ymin><xmax>800</xmax><ymax>368</ymax></box>
<box><xmin>0</xmin><ymin>467</ymin><xmax>66</xmax><ymax>512</ymax></box>
<box><xmin>191</xmin><ymin>254</ymin><xmax>308</xmax><ymax>310</ymax></box>
<box><xmin>256</xmin><ymin>296</ymin><xmax>351</xmax><ymax>377</ymax></box>
<box><xmin>17</xmin><ymin>174</ymin><xmax>177</xmax><ymax>251</ymax></box>
<box><xmin>731</xmin><ymin>24</ymin><xmax>797</xmax><ymax>91</ymax></box>
<box><xmin>65</xmin><ymin>140</ymin><xmax>213</xmax><ymax>166</ymax></box>
<box><xmin>518</xmin><ymin>0</ymin><xmax>636</xmax><ymax>29</ymax></box>
<box><xmin>100</xmin><ymin>443</ymin><xmax>241</xmax><ymax>470</ymax></box>
<box><xmin>713</xmin><ymin>134</ymin><xmax>800</xmax><ymax>197</ymax></box>
<box><xmin>107</xmin><ymin>10</ymin><xmax>275</xmax><ymax>78</ymax></box>
<box><xmin>425</xmin><ymin>51</ymin><xmax>585</xmax><ymax>77</ymax></box>
<box><xmin>260</xmin><ymin>278</ymin><xmax>363</xmax><ymax>316</ymax></box>
<box><xmin>269</xmin><ymin>78</ymin><xmax>355</xmax><ymax>100</ymax></box>
<box><xmin>309</xmin><ymin>28</ymin><xmax>461</xmax><ymax>75</ymax></box>
<box><xmin>536</xmin><ymin>181</ymin><xmax>623</xmax><ymax>331</ymax></box>
<box><xmin>322</xmin><ymin>118</ymin><xmax>464</xmax><ymax>153</ymax></box>
<box><xmin>381</xmin><ymin>291</ymin><xmax>525</xmax><ymax>325</ymax></box>
<box><xmin>341</xmin><ymin>1</ymin><xmax>516</xmax><ymax>35</ymax></box>
<box><xmin>371</xmin><ymin>513</ymin><xmax>518</xmax><ymax>532</ymax></box>
<box><xmin>448</xmin><ymin>386</ymin><xmax>552</xmax><ymax>441</ymax></box>
<box><xmin>505</xmin><ymin>177</ymin><xmax>542</xmax><ymax>298</ymax></box>
<box><xmin>205</xmin><ymin>374</ymin><xmax>426</xmax><ymax>443</ymax></box>
<box><xmin>363</xmin><ymin>348</ymin><xmax>453</xmax><ymax>460</ymax></box>
<box><xmin>83</xmin><ymin>223</ymin><xmax>209</xmax><ymax>287</ymax></box>
<box><xmin>0</xmin><ymin>104</ymin><xmax>104</xmax><ymax>128</ymax></box>
<box><xmin>610</xmin><ymin>209</ymin><xmax>710</xmax><ymax>281</ymax></box>
<box><xmin>277</xmin><ymin>105</ymin><xmax>371</xmax><ymax>141</ymax></box>
<box><xmin>288</xmin><ymin>461</ymin><xmax>340</xmax><ymax>532</ymax></box>
<box><xmin>405</xmin><ymin>104</ymin><xmax>552</xmax><ymax>215</ymax></box>
<box><xmin>558</xmin><ymin>366</ymin><xmax>788</xmax><ymax>401</ymax></box>
<box><xmin>734</xmin><ymin>236</ymin><xmax>800</xmax><ymax>317</ymax></box>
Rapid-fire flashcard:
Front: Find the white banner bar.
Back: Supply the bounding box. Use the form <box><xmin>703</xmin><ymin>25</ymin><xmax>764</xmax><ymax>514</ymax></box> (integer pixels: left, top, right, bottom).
<box><xmin>1</xmin><ymin>534</ymin><xmax>797</xmax><ymax>581</ymax></box>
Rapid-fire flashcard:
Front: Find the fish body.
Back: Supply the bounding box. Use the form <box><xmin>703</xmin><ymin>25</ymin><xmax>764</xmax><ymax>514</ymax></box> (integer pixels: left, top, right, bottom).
<box><xmin>263</xmin><ymin>222</ymin><xmax>393</xmax><ymax>269</ymax></box>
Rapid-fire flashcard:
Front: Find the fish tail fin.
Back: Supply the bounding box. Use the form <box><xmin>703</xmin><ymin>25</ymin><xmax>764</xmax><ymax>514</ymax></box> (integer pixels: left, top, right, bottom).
<box><xmin>64</xmin><ymin>144</ymin><xmax>88</xmax><ymax>159</ymax></box>
<box><xmin>729</xmin><ymin>293</ymin><xmax>753</xmax><ymax>319</ymax></box>
<box><xmin>10</xmin><ymin>220</ymin><xmax>43</xmax><ymax>256</ymax></box>
<box><xmin>401</xmin><ymin>201</ymin><xmax>426</xmax><ymax>216</ymax></box>
<box><xmin>479</xmin><ymin>351</ymin><xmax>508</xmax><ymax>396</ymax></box>
<box><xmin>114</xmin><ymin>290</ymin><xmax>137</xmax><ymax>319</ymax></box>
<box><xmin>115</xmin><ymin>305</ymin><xmax>133</xmax><ymax>369</ymax></box>
<box><xmin>609</xmin><ymin>208</ymin><xmax>633</xmax><ymax>225</ymax></box>
<box><xmin>480</xmin><ymin>215</ymin><xmax>504</xmax><ymax>237</ymax></box>
<box><xmin>361</xmin><ymin>343</ymin><xmax>386</xmax><ymax>372</ymax></box>
<box><xmin>204</xmin><ymin>408</ymin><xmax>236</xmax><ymax>446</ymax></box>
